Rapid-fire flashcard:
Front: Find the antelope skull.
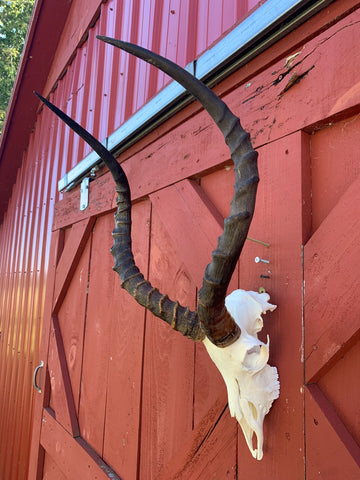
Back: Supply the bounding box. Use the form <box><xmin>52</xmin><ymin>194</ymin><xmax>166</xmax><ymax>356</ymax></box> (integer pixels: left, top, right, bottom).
<box><xmin>35</xmin><ymin>37</ymin><xmax>279</xmax><ymax>459</ymax></box>
<box><xmin>203</xmin><ymin>289</ymin><xmax>279</xmax><ymax>460</ymax></box>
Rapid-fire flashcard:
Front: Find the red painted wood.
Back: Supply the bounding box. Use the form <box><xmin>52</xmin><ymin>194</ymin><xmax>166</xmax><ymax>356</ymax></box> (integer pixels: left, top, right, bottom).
<box><xmin>26</xmin><ymin>4</ymin><xmax>360</xmax><ymax>479</ymax></box>
<box><xmin>42</xmin><ymin>454</ymin><xmax>67</xmax><ymax>480</ymax></box>
<box><xmin>310</xmin><ymin>114</ymin><xmax>360</xmax><ymax>233</ymax></box>
<box><xmin>52</xmin><ymin>8</ymin><xmax>360</xmax><ymax>234</ymax></box>
<box><xmin>150</xmin><ymin>178</ymin><xmax>240</xmax><ymax>424</ymax></box>
<box><xmin>234</xmin><ymin>133</ymin><xmax>308</xmax><ymax>478</ymax></box>
<box><xmin>159</xmin><ymin>404</ymin><xmax>237</xmax><ymax>479</ymax></box>
<box><xmin>53</xmin><ymin>217</ymin><xmax>95</xmax><ymax>313</ymax></box>
<box><xmin>304</xmin><ymin>172</ymin><xmax>360</xmax><ymax>383</ymax></box>
<box><xmin>47</xmin><ymin>316</ymin><xmax>79</xmax><ymax>436</ymax></box>
<box><xmin>77</xmin><ymin>214</ymin><xmax>115</xmax><ymax>454</ymax></box>
<box><xmin>102</xmin><ymin>200</ymin><xmax>150</xmax><ymax>478</ymax></box>
<box><xmin>305</xmin><ymin>385</ymin><xmax>360</xmax><ymax>479</ymax></box>
<box><xmin>28</xmin><ymin>230</ymin><xmax>63</xmax><ymax>480</ymax></box>
<box><xmin>149</xmin><ymin>179</ymin><xmax>224</xmax><ymax>288</ymax></box>
<box><xmin>156</xmin><ymin>391</ymin><xmax>228</xmax><ymax>479</ymax></box>
<box><xmin>139</xmin><ymin>205</ymin><xmax>195</xmax><ymax>480</ymax></box>
<box><xmin>40</xmin><ymin>409</ymin><xmax>121</xmax><ymax>480</ymax></box>
<box><xmin>56</xmin><ymin>240</ymin><xmax>91</xmax><ymax>417</ymax></box>
<box><xmin>318</xmin><ymin>339</ymin><xmax>360</xmax><ymax>447</ymax></box>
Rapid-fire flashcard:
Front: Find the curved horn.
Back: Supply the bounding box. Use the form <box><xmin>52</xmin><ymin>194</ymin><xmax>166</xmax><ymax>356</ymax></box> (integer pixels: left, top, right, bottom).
<box><xmin>34</xmin><ymin>91</ymin><xmax>203</xmax><ymax>342</ymax></box>
<box><xmin>96</xmin><ymin>37</ymin><xmax>259</xmax><ymax>347</ymax></box>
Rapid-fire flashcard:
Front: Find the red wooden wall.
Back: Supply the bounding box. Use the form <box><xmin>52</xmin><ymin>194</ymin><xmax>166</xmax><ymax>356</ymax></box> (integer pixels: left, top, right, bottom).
<box><xmin>1</xmin><ymin>0</ymin><xmax>360</xmax><ymax>479</ymax></box>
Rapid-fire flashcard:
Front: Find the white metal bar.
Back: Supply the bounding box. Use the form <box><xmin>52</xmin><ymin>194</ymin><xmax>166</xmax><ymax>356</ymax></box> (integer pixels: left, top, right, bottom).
<box><xmin>58</xmin><ymin>0</ymin><xmax>333</xmax><ymax>192</ymax></box>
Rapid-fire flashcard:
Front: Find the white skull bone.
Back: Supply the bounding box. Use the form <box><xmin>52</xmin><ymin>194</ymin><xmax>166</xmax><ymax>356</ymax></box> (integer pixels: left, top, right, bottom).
<box><xmin>203</xmin><ymin>289</ymin><xmax>279</xmax><ymax>460</ymax></box>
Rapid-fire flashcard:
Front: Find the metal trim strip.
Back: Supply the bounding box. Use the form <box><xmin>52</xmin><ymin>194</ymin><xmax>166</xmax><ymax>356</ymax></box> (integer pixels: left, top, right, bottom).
<box><xmin>58</xmin><ymin>0</ymin><xmax>333</xmax><ymax>192</ymax></box>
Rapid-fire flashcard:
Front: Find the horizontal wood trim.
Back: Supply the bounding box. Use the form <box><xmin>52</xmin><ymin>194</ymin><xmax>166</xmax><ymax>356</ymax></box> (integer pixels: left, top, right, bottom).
<box><xmin>53</xmin><ymin>7</ymin><xmax>360</xmax><ymax>231</ymax></box>
<box><xmin>40</xmin><ymin>409</ymin><xmax>121</xmax><ymax>480</ymax></box>
<box><xmin>304</xmin><ymin>173</ymin><xmax>360</xmax><ymax>383</ymax></box>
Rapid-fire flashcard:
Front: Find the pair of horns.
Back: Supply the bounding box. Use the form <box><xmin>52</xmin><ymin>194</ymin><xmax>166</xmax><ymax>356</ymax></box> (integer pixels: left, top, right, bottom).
<box><xmin>35</xmin><ymin>36</ymin><xmax>259</xmax><ymax>347</ymax></box>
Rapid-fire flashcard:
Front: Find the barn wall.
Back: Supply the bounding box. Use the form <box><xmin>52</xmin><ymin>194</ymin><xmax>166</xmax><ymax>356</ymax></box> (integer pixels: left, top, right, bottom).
<box><xmin>0</xmin><ymin>1</ymin><xmax>258</xmax><ymax>479</ymax></box>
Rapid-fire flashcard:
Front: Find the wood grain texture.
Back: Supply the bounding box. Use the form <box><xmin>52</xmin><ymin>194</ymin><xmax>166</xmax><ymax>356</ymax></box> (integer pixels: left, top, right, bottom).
<box><xmin>156</xmin><ymin>391</ymin><xmax>228</xmax><ymax>479</ymax></box>
<box><xmin>53</xmin><ymin>217</ymin><xmax>95</xmax><ymax>313</ymax></box>
<box><xmin>102</xmin><ymin>200</ymin><xmax>150</xmax><ymax>479</ymax></box>
<box><xmin>42</xmin><ymin>452</ymin><xmax>67</xmax><ymax>480</ymax></box>
<box><xmin>310</xmin><ymin>114</ymin><xmax>360</xmax><ymax>233</ymax></box>
<box><xmin>158</xmin><ymin>402</ymin><xmax>237</xmax><ymax>480</ymax></box>
<box><xmin>149</xmin><ymin>179</ymin><xmax>223</xmax><ymax>288</ymax></box>
<box><xmin>305</xmin><ymin>385</ymin><xmax>360</xmax><ymax>479</ymax></box>
<box><xmin>53</xmin><ymin>9</ymin><xmax>360</xmax><ymax>231</ymax></box>
<box><xmin>28</xmin><ymin>230</ymin><xmax>63</xmax><ymax>480</ymax></box>
<box><xmin>40</xmin><ymin>409</ymin><xmax>121</xmax><ymax>480</ymax></box>
<box><xmin>234</xmin><ymin>133</ymin><xmax>308</xmax><ymax>478</ymax></box>
<box><xmin>77</xmin><ymin>214</ymin><xmax>114</xmax><ymax>455</ymax></box>
<box><xmin>318</xmin><ymin>339</ymin><xmax>360</xmax><ymax>447</ymax></box>
<box><xmin>304</xmin><ymin>172</ymin><xmax>360</xmax><ymax>383</ymax></box>
<box><xmin>139</xmin><ymin>205</ymin><xmax>195</xmax><ymax>480</ymax></box>
<box><xmin>47</xmin><ymin>316</ymin><xmax>79</xmax><ymax>437</ymax></box>
<box><xmin>56</xmin><ymin>238</ymin><xmax>91</xmax><ymax>417</ymax></box>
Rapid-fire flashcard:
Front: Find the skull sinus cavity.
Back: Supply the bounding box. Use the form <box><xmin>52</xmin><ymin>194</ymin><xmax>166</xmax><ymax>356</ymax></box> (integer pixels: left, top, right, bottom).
<box><xmin>203</xmin><ymin>289</ymin><xmax>279</xmax><ymax>460</ymax></box>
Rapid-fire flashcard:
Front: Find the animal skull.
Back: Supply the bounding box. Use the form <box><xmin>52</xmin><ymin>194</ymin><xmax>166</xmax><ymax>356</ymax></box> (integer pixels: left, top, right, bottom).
<box><xmin>203</xmin><ymin>290</ymin><xmax>279</xmax><ymax>460</ymax></box>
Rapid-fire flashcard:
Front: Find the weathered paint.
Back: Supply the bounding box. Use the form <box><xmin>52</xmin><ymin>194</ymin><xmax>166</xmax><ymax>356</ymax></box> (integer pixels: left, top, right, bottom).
<box><xmin>32</xmin><ymin>3</ymin><xmax>360</xmax><ymax>479</ymax></box>
<box><xmin>0</xmin><ymin>1</ymin><xmax>259</xmax><ymax>479</ymax></box>
<box><xmin>1</xmin><ymin>0</ymin><xmax>360</xmax><ymax>479</ymax></box>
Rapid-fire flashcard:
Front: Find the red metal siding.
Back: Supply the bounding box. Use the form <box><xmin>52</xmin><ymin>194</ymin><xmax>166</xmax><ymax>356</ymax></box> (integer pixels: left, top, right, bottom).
<box><xmin>48</xmin><ymin>0</ymin><xmax>254</xmax><ymax>171</ymax></box>
<box><xmin>0</xmin><ymin>1</ymin><xmax>257</xmax><ymax>479</ymax></box>
<box><xmin>0</xmin><ymin>107</ymin><xmax>64</xmax><ymax>480</ymax></box>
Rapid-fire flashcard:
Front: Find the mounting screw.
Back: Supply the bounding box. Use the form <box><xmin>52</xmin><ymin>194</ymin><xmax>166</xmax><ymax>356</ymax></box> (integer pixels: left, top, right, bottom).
<box><xmin>255</xmin><ymin>256</ymin><xmax>270</xmax><ymax>264</ymax></box>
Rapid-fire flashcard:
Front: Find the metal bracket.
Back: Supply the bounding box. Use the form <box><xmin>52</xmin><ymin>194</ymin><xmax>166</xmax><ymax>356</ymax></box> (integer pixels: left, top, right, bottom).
<box><xmin>80</xmin><ymin>177</ymin><xmax>90</xmax><ymax>211</ymax></box>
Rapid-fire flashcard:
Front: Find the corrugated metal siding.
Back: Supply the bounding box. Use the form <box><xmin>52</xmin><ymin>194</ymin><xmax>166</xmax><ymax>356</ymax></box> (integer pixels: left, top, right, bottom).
<box><xmin>50</xmin><ymin>0</ymin><xmax>251</xmax><ymax>169</ymax></box>
<box><xmin>0</xmin><ymin>1</ymin><xmax>258</xmax><ymax>478</ymax></box>
<box><xmin>0</xmin><ymin>105</ymin><xmax>62</xmax><ymax>480</ymax></box>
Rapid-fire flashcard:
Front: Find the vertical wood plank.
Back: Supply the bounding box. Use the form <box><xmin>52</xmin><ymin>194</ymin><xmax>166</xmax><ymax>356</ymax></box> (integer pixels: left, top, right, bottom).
<box><xmin>235</xmin><ymin>133</ymin><xmax>307</xmax><ymax>477</ymax></box>
<box><xmin>102</xmin><ymin>200</ymin><xmax>151</xmax><ymax>479</ymax></box>
<box><xmin>56</xmin><ymin>237</ymin><xmax>92</xmax><ymax>417</ymax></box>
<box><xmin>139</xmin><ymin>205</ymin><xmax>195</xmax><ymax>480</ymax></box>
<box><xmin>150</xmin><ymin>178</ymin><xmax>239</xmax><ymax>426</ymax></box>
<box><xmin>78</xmin><ymin>214</ymin><xmax>113</xmax><ymax>455</ymax></box>
<box><xmin>28</xmin><ymin>230</ymin><xmax>63</xmax><ymax>480</ymax></box>
<box><xmin>310</xmin><ymin>114</ymin><xmax>360</xmax><ymax>233</ymax></box>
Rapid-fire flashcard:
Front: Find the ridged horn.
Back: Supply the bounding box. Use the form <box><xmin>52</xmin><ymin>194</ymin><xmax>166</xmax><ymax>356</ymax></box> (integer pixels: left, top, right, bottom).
<box><xmin>34</xmin><ymin>91</ymin><xmax>203</xmax><ymax>342</ymax></box>
<box><xmin>96</xmin><ymin>37</ymin><xmax>259</xmax><ymax>347</ymax></box>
